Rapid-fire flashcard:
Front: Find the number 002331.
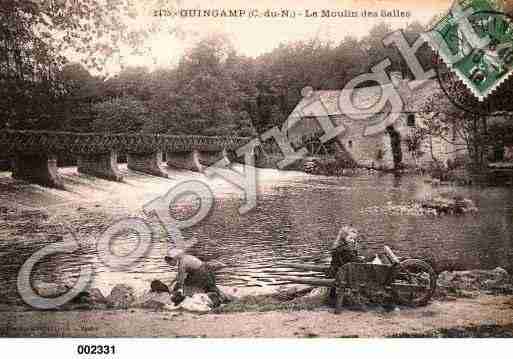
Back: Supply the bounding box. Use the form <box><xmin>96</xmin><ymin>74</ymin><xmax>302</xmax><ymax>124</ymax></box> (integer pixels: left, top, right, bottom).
<box><xmin>77</xmin><ymin>344</ymin><xmax>115</xmax><ymax>355</ymax></box>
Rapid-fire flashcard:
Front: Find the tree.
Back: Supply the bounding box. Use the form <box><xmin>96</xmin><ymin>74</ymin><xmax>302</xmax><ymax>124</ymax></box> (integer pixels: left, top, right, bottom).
<box><xmin>91</xmin><ymin>96</ymin><xmax>147</xmax><ymax>133</ymax></box>
<box><xmin>420</xmin><ymin>91</ymin><xmax>490</xmax><ymax>169</ymax></box>
<box><xmin>1</xmin><ymin>5</ymin><xmax>442</xmax><ymax>142</ymax></box>
<box><xmin>361</xmin><ymin>23</ymin><xmax>403</xmax><ymax>74</ymax></box>
<box><xmin>102</xmin><ymin>66</ymin><xmax>153</xmax><ymax>100</ymax></box>
<box><xmin>142</xmin><ymin>34</ymin><xmax>259</xmax><ymax>137</ymax></box>
<box><xmin>403</xmin><ymin>127</ymin><xmax>428</xmax><ymax>167</ymax></box>
<box><xmin>0</xmin><ymin>0</ymin><xmax>163</xmax><ymax>130</ymax></box>
<box><xmin>58</xmin><ymin>62</ymin><xmax>101</xmax><ymax>132</ymax></box>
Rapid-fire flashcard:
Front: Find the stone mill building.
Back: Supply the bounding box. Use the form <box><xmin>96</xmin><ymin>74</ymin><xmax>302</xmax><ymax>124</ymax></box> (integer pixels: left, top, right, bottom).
<box><xmin>285</xmin><ymin>76</ymin><xmax>467</xmax><ymax>171</ymax></box>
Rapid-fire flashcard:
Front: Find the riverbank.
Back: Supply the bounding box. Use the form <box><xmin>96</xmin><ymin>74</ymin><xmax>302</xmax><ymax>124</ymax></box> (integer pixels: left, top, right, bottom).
<box><xmin>1</xmin><ymin>267</ymin><xmax>512</xmax><ymax>338</ymax></box>
<box><xmin>1</xmin><ymin>294</ymin><xmax>512</xmax><ymax>337</ymax></box>
<box><xmin>1</xmin><ymin>165</ymin><xmax>513</xmax><ymax>337</ymax></box>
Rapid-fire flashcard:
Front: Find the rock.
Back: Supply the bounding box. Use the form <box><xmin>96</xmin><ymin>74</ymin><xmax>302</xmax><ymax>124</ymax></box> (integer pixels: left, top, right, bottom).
<box><xmin>273</xmin><ymin>285</ymin><xmax>314</xmax><ymax>301</ymax></box>
<box><xmin>483</xmin><ymin>267</ymin><xmax>512</xmax><ymax>293</ymax></box>
<box><xmin>360</xmin><ymin>201</ymin><xmax>440</xmax><ymax>217</ymax></box>
<box><xmin>32</xmin><ymin>281</ymin><xmax>71</xmax><ymax>298</ymax></box>
<box><xmin>420</xmin><ymin>196</ymin><xmax>477</xmax><ymax>215</ymax></box>
<box><xmin>437</xmin><ymin>268</ymin><xmax>511</xmax><ymax>294</ymax></box>
<box><xmin>438</xmin><ymin>270</ymin><xmax>481</xmax><ymax>291</ymax></box>
<box><xmin>134</xmin><ymin>291</ymin><xmax>174</xmax><ymax>309</ymax></box>
<box><xmin>107</xmin><ymin>284</ymin><xmax>136</xmax><ymax>309</ymax></box>
<box><xmin>71</xmin><ymin>288</ymin><xmax>107</xmax><ymax>305</ymax></box>
<box><xmin>33</xmin><ymin>286</ymin><xmax>107</xmax><ymax>310</ymax></box>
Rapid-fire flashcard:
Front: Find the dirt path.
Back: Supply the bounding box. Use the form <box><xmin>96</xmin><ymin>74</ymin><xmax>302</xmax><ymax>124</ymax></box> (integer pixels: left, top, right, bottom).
<box><xmin>1</xmin><ymin>295</ymin><xmax>512</xmax><ymax>337</ymax></box>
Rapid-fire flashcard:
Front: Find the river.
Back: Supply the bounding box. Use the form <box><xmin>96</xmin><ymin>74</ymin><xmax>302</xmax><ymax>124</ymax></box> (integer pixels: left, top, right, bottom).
<box><xmin>0</xmin><ymin>165</ymin><xmax>512</xmax><ymax>304</ymax></box>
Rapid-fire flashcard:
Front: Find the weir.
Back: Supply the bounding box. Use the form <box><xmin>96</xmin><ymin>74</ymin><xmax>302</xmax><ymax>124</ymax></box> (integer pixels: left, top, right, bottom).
<box><xmin>167</xmin><ymin>149</ymin><xmax>230</xmax><ymax>172</ymax></box>
<box><xmin>1</xmin><ymin>130</ymin><xmax>250</xmax><ymax>187</ymax></box>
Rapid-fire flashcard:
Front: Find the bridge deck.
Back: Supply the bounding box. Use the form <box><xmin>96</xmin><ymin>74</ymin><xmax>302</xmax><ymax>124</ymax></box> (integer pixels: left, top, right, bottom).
<box><xmin>0</xmin><ymin>130</ymin><xmax>249</xmax><ymax>154</ymax></box>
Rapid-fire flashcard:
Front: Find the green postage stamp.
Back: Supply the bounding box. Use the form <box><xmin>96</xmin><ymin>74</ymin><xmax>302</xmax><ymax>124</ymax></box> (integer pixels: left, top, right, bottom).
<box><xmin>427</xmin><ymin>0</ymin><xmax>513</xmax><ymax>101</ymax></box>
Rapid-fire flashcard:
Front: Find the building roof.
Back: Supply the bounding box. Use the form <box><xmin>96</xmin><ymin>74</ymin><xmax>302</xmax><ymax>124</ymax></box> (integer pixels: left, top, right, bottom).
<box><xmin>287</xmin><ymin>79</ymin><xmax>441</xmax><ymax>121</ymax></box>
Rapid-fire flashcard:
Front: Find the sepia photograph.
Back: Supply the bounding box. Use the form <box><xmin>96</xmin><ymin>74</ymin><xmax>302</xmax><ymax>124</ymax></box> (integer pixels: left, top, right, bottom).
<box><xmin>1</xmin><ymin>0</ymin><xmax>513</xmax><ymax>352</ymax></box>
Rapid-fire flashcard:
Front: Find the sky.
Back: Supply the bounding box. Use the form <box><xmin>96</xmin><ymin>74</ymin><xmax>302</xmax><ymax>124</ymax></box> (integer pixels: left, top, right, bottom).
<box><xmin>104</xmin><ymin>0</ymin><xmax>454</xmax><ymax>73</ymax></box>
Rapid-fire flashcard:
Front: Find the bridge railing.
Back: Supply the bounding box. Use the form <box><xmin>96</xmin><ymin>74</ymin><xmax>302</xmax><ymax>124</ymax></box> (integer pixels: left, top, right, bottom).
<box><xmin>0</xmin><ymin>130</ymin><xmax>250</xmax><ymax>154</ymax></box>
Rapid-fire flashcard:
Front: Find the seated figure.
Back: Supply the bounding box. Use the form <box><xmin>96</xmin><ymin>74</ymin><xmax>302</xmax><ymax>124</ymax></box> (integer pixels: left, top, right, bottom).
<box><xmin>328</xmin><ymin>226</ymin><xmax>361</xmax><ymax>278</ymax></box>
<box><xmin>327</xmin><ymin>226</ymin><xmax>363</xmax><ymax>308</ymax></box>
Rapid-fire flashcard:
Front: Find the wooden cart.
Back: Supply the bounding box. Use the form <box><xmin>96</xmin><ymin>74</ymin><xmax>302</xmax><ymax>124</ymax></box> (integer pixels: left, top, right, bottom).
<box><xmin>277</xmin><ymin>246</ymin><xmax>437</xmax><ymax>313</ymax></box>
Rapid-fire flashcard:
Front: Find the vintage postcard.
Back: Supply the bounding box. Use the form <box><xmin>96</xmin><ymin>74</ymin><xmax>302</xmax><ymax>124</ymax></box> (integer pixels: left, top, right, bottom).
<box><xmin>1</xmin><ymin>0</ymin><xmax>513</xmax><ymax>354</ymax></box>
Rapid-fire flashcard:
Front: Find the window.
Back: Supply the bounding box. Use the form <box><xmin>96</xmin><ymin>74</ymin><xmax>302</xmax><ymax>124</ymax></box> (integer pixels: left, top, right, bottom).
<box><xmin>407</xmin><ymin>114</ymin><xmax>415</xmax><ymax>127</ymax></box>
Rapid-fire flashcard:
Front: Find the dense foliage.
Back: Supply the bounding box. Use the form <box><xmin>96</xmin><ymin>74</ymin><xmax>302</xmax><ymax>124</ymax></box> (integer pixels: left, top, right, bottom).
<box><xmin>0</xmin><ymin>2</ymin><xmax>431</xmax><ymax>137</ymax></box>
<box><xmin>0</xmin><ymin>0</ymin><xmax>162</xmax><ymax>130</ymax></box>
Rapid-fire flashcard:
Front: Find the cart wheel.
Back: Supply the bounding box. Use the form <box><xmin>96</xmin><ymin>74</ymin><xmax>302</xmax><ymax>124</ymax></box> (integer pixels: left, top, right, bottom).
<box><xmin>391</xmin><ymin>259</ymin><xmax>437</xmax><ymax>307</ymax></box>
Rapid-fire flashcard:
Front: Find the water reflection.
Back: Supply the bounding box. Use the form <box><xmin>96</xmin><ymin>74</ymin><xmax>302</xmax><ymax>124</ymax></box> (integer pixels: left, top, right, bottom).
<box><xmin>1</xmin><ymin>171</ymin><xmax>513</xmax><ymax>304</ymax></box>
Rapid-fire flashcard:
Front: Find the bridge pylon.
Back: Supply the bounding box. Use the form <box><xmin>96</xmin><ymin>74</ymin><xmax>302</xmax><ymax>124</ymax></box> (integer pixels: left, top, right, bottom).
<box><xmin>127</xmin><ymin>151</ymin><xmax>168</xmax><ymax>178</ymax></box>
<box><xmin>77</xmin><ymin>151</ymin><xmax>123</xmax><ymax>182</ymax></box>
<box><xmin>12</xmin><ymin>154</ymin><xmax>64</xmax><ymax>189</ymax></box>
